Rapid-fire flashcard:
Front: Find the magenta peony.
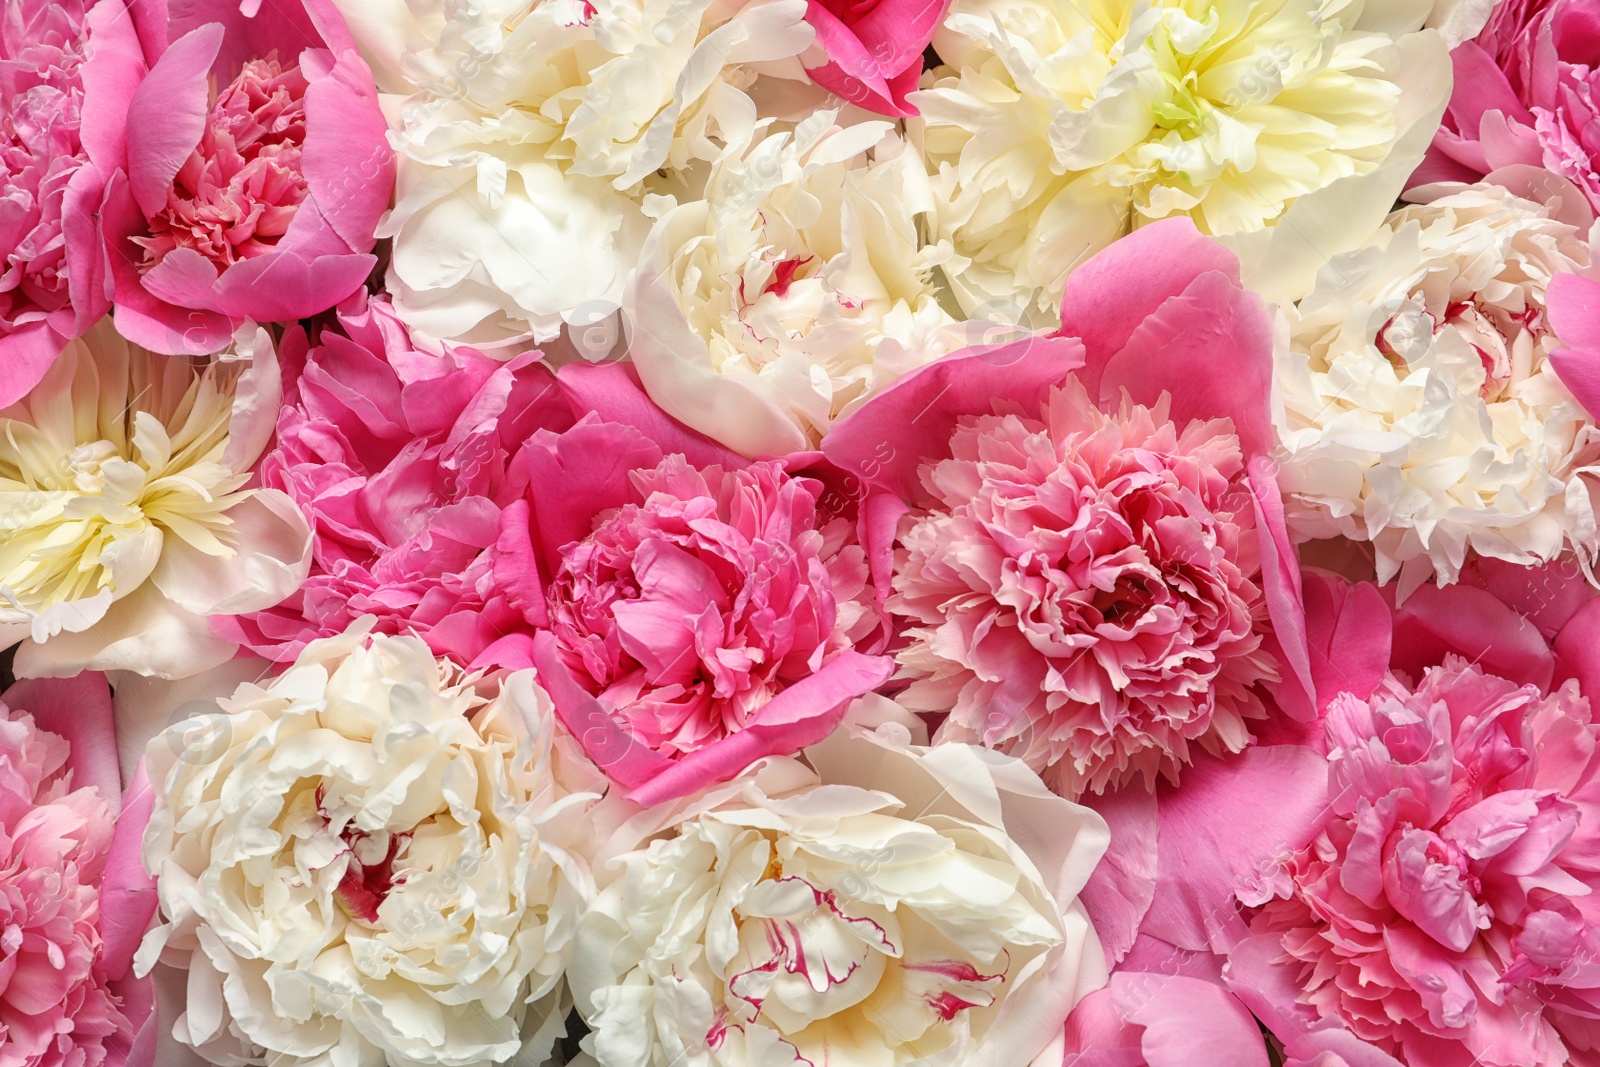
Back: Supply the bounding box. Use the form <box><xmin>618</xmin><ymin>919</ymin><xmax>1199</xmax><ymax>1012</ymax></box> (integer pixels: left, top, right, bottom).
<box><xmin>800</xmin><ymin>0</ymin><xmax>948</xmax><ymax>116</ymax></box>
<box><xmin>0</xmin><ymin>0</ymin><xmax>152</xmax><ymax>407</ymax></box>
<box><xmin>94</xmin><ymin>0</ymin><xmax>392</xmax><ymax>354</ymax></box>
<box><xmin>1241</xmin><ymin>657</ymin><xmax>1600</xmax><ymax>1067</ymax></box>
<box><xmin>216</xmin><ymin>292</ymin><xmax>570</xmax><ymax>667</ymax></box>
<box><xmin>891</xmin><ymin>380</ymin><xmax>1275</xmax><ymax>794</ymax></box>
<box><xmin>825</xmin><ymin>217</ymin><xmax>1312</xmax><ymax>798</ymax></box>
<box><xmin>0</xmin><ymin>674</ymin><xmax>155</xmax><ymax>1067</ymax></box>
<box><xmin>1417</xmin><ymin>0</ymin><xmax>1600</xmax><ymax>210</ymax></box>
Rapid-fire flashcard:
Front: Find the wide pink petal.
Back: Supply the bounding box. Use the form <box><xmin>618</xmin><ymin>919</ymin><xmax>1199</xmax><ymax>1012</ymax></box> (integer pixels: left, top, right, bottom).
<box><xmin>1248</xmin><ymin>458</ymin><xmax>1315</xmax><ymax>720</ymax></box>
<box><xmin>821</xmin><ymin>335</ymin><xmax>1085</xmax><ymax>503</ymax></box>
<box><xmin>96</xmin><ymin>761</ymin><xmax>158</xmax><ymax>980</ymax></box>
<box><xmin>137</xmin><ymin>245</ymin><xmax>223</xmax><ymax>312</ymax></box>
<box><xmin>1549</xmin><ymin>272</ymin><xmax>1600</xmax><ymax>351</ymax></box>
<box><xmin>557</xmin><ymin>362</ymin><xmax>745</xmax><ymax>471</ymax></box>
<box><xmin>62</xmin><ymin>164</ymin><xmax>112</xmax><ymax>338</ymax></box>
<box><xmin>1556</xmin><ymin>596</ymin><xmax>1600</xmax><ymax>700</ymax></box>
<box><xmin>1057</xmin><ymin>217</ymin><xmax>1242</xmax><ymax>394</ymax></box>
<box><xmin>1305</xmin><ymin>573</ymin><xmax>1392</xmax><ymax>709</ymax></box>
<box><xmin>1389</xmin><ymin>582</ymin><xmax>1556</xmax><ymax>692</ymax></box>
<box><xmin>1061</xmin><ymin>988</ymin><xmax>1145</xmax><ymax>1066</ymax></box>
<box><xmin>522</xmin><ymin>414</ymin><xmax>663</xmax><ymax>572</ymax></box>
<box><xmin>80</xmin><ymin>0</ymin><xmax>150</xmax><ymax>173</ymax></box>
<box><xmin>1094</xmin><ymin>270</ymin><xmax>1275</xmax><ymax>457</ymax></box>
<box><xmin>301</xmin><ymin>49</ymin><xmax>393</xmax><ymax>254</ymax></box>
<box><xmin>3</xmin><ymin>673</ymin><xmax>122</xmax><ymax>813</ymax></box>
<box><xmin>802</xmin><ymin>0</ymin><xmax>941</xmax><ymax>117</ymax></box>
<box><xmin>167</xmin><ymin>0</ymin><xmax>325</xmax><ymax>78</ymax></box>
<box><xmin>1446</xmin><ymin>42</ymin><xmax>1535</xmax><ymax>130</ymax></box>
<box><xmin>209</xmin><ymin>250</ymin><xmax>377</xmax><ymax>321</ymax></box>
<box><xmin>0</xmin><ymin>322</ymin><xmax>68</xmax><ymax>408</ymax></box>
<box><xmin>1114</xmin><ymin>973</ymin><xmax>1270</xmax><ymax>1067</ymax></box>
<box><xmin>1081</xmin><ymin>786</ymin><xmax>1159</xmax><ymax>966</ymax></box>
<box><xmin>125</xmin><ymin>22</ymin><xmax>222</xmax><ymax>218</ymax></box>
<box><xmin>1144</xmin><ymin>746</ymin><xmax>1330</xmax><ymax>953</ymax></box>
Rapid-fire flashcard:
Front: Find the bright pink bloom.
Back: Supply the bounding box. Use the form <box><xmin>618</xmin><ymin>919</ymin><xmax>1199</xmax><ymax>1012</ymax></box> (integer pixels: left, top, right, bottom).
<box><xmin>0</xmin><ymin>674</ymin><xmax>155</xmax><ymax>1067</ymax></box>
<box><xmin>95</xmin><ymin>1</ymin><xmax>392</xmax><ymax>354</ymax></box>
<box><xmin>216</xmin><ymin>292</ymin><xmax>570</xmax><ymax>667</ymax></box>
<box><xmin>802</xmin><ymin>0</ymin><xmax>948</xmax><ymax>117</ymax></box>
<box><xmin>826</xmin><ymin>217</ymin><xmax>1312</xmax><ymax>798</ymax></box>
<box><xmin>0</xmin><ymin>0</ymin><xmax>153</xmax><ymax>407</ymax></box>
<box><xmin>1242</xmin><ymin>657</ymin><xmax>1600</xmax><ymax>1067</ymax></box>
<box><xmin>1416</xmin><ymin>0</ymin><xmax>1600</xmax><ymax>210</ymax></box>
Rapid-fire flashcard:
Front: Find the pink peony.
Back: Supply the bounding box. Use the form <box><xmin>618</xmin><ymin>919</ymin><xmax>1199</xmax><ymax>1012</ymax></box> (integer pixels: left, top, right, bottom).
<box><xmin>0</xmin><ymin>0</ymin><xmax>152</xmax><ymax>407</ymax></box>
<box><xmin>801</xmin><ymin>0</ymin><xmax>948</xmax><ymax>117</ymax></box>
<box><xmin>1416</xmin><ymin>0</ymin><xmax>1600</xmax><ymax>211</ymax></box>
<box><xmin>216</xmin><ymin>292</ymin><xmax>571</xmax><ymax>667</ymax></box>
<box><xmin>0</xmin><ymin>674</ymin><xmax>156</xmax><ymax>1067</ymax></box>
<box><xmin>826</xmin><ymin>217</ymin><xmax>1313</xmax><ymax>798</ymax></box>
<box><xmin>94</xmin><ymin>1</ymin><xmax>392</xmax><ymax>354</ymax></box>
<box><xmin>891</xmin><ymin>381</ymin><xmax>1275</xmax><ymax>795</ymax></box>
<box><xmin>1241</xmin><ymin>658</ymin><xmax>1600</xmax><ymax>1067</ymax></box>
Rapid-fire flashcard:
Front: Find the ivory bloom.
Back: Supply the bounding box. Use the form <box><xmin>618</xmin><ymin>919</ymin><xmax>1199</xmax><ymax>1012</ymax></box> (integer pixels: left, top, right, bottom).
<box><xmin>0</xmin><ymin>321</ymin><xmax>310</xmax><ymax>679</ymax></box>
<box><xmin>569</xmin><ymin>721</ymin><xmax>1110</xmax><ymax>1067</ymax></box>
<box><xmin>137</xmin><ymin>625</ymin><xmax>606</xmax><ymax>1067</ymax></box>
<box><xmin>333</xmin><ymin>0</ymin><xmax>815</xmax><ymax>350</ymax></box>
<box><xmin>1274</xmin><ymin>180</ymin><xmax>1600</xmax><ymax>591</ymax></box>
<box><xmin>628</xmin><ymin>117</ymin><xmax>964</xmax><ymax>457</ymax></box>
<box><xmin>914</xmin><ymin>0</ymin><xmax>1452</xmax><ymax>321</ymax></box>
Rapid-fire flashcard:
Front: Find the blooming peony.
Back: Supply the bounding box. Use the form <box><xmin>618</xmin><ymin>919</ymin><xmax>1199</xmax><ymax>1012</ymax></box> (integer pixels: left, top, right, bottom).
<box><xmin>914</xmin><ymin>0</ymin><xmax>1452</xmax><ymax>320</ymax></box>
<box><xmin>332</xmin><ymin>0</ymin><xmax>815</xmax><ymax>350</ymax></box>
<box><xmin>1273</xmin><ymin>179</ymin><xmax>1600</xmax><ymax>592</ymax></box>
<box><xmin>96</xmin><ymin>1</ymin><xmax>393</xmax><ymax>354</ymax></box>
<box><xmin>0</xmin><ymin>0</ymin><xmax>152</xmax><ymax>406</ymax></box>
<box><xmin>1418</xmin><ymin>0</ymin><xmax>1600</xmax><ymax>213</ymax></box>
<box><xmin>1239</xmin><ymin>657</ymin><xmax>1600</xmax><ymax>1067</ymax></box>
<box><xmin>0</xmin><ymin>319</ymin><xmax>310</xmax><ymax>679</ymax></box>
<box><xmin>216</xmin><ymin>292</ymin><xmax>571</xmax><ymax>668</ymax></box>
<box><xmin>137</xmin><ymin>624</ymin><xmax>605</xmax><ymax>1067</ymax></box>
<box><xmin>826</xmin><ymin>218</ymin><xmax>1311</xmax><ymax>796</ymax></box>
<box><xmin>569</xmin><ymin>720</ymin><xmax>1110</xmax><ymax>1067</ymax></box>
<box><xmin>0</xmin><ymin>673</ymin><xmax>156</xmax><ymax>1067</ymax></box>
<box><xmin>628</xmin><ymin>116</ymin><xmax>963</xmax><ymax>457</ymax></box>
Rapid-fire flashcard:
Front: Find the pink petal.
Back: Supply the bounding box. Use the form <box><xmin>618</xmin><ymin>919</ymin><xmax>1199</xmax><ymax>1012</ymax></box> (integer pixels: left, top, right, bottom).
<box><xmin>167</xmin><ymin>0</ymin><xmax>325</xmax><ymax>77</ymax></box>
<box><xmin>3</xmin><ymin>673</ymin><xmax>122</xmax><ymax>813</ymax></box>
<box><xmin>301</xmin><ymin>49</ymin><xmax>394</xmax><ymax>254</ymax></box>
<box><xmin>1081</xmin><ymin>786</ymin><xmax>1159</xmax><ymax>966</ymax></box>
<box><xmin>80</xmin><ymin>0</ymin><xmax>151</xmax><ymax>173</ymax></box>
<box><xmin>1114</xmin><ymin>973</ymin><xmax>1270</xmax><ymax>1067</ymax></box>
<box><xmin>523</xmin><ymin>414</ymin><xmax>664</xmax><ymax>572</ymax></box>
<box><xmin>126</xmin><ymin>22</ymin><xmax>222</xmax><ymax>218</ymax></box>
<box><xmin>1390</xmin><ymin>582</ymin><xmax>1556</xmax><ymax>692</ymax></box>
<box><xmin>558</xmin><ymin>362</ymin><xmax>744</xmax><ymax>470</ymax></box>
<box><xmin>96</xmin><ymin>761</ymin><xmax>158</xmax><ymax>980</ymax></box>
<box><xmin>0</xmin><ymin>321</ymin><xmax>68</xmax><ymax>408</ymax></box>
<box><xmin>209</xmin><ymin>250</ymin><xmax>377</xmax><ymax>321</ymax></box>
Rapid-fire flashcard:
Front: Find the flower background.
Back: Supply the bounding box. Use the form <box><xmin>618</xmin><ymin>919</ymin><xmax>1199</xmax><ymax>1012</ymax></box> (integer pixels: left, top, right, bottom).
<box><xmin>15</xmin><ymin>1</ymin><xmax>1600</xmax><ymax>1066</ymax></box>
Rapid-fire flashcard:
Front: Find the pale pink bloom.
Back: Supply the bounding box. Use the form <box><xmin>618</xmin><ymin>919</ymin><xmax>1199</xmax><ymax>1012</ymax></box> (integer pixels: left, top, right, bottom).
<box><xmin>0</xmin><ymin>0</ymin><xmax>154</xmax><ymax>406</ymax></box>
<box><xmin>826</xmin><ymin>218</ymin><xmax>1313</xmax><ymax>798</ymax></box>
<box><xmin>1417</xmin><ymin>0</ymin><xmax>1600</xmax><ymax>212</ymax></box>
<box><xmin>94</xmin><ymin>1</ymin><xmax>392</xmax><ymax>354</ymax></box>
<box><xmin>0</xmin><ymin>674</ymin><xmax>156</xmax><ymax>1067</ymax></box>
<box><xmin>1240</xmin><ymin>657</ymin><xmax>1600</xmax><ymax>1067</ymax></box>
<box><xmin>801</xmin><ymin>0</ymin><xmax>948</xmax><ymax>116</ymax></box>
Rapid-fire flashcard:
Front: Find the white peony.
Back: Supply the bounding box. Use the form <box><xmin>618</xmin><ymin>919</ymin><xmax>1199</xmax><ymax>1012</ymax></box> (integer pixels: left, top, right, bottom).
<box><xmin>331</xmin><ymin>0</ymin><xmax>816</xmax><ymax>350</ymax></box>
<box><xmin>569</xmin><ymin>715</ymin><xmax>1109</xmax><ymax>1067</ymax></box>
<box><xmin>913</xmin><ymin>0</ymin><xmax>1451</xmax><ymax>322</ymax></box>
<box><xmin>136</xmin><ymin>623</ymin><xmax>606</xmax><ymax>1067</ymax></box>
<box><xmin>1274</xmin><ymin>176</ymin><xmax>1600</xmax><ymax>592</ymax></box>
<box><xmin>0</xmin><ymin>320</ymin><xmax>309</xmax><ymax>679</ymax></box>
<box><xmin>628</xmin><ymin>115</ymin><xmax>967</xmax><ymax>457</ymax></box>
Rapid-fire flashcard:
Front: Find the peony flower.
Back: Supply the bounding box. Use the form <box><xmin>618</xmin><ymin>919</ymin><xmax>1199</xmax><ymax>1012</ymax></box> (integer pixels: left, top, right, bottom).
<box><xmin>0</xmin><ymin>0</ymin><xmax>152</xmax><ymax>407</ymax></box>
<box><xmin>136</xmin><ymin>624</ymin><xmax>606</xmax><ymax>1067</ymax></box>
<box><xmin>1417</xmin><ymin>0</ymin><xmax>1600</xmax><ymax>213</ymax></box>
<box><xmin>799</xmin><ymin>0</ymin><xmax>948</xmax><ymax>116</ymax></box>
<box><xmin>1273</xmin><ymin>178</ymin><xmax>1600</xmax><ymax>593</ymax></box>
<box><xmin>1237</xmin><ymin>656</ymin><xmax>1600</xmax><ymax>1067</ymax></box>
<box><xmin>0</xmin><ymin>672</ymin><xmax>157</xmax><ymax>1067</ymax></box>
<box><xmin>568</xmin><ymin>719</ymin><xmax>1111</xmax><ymax>1067</ymax></box>
<box><xmin>331</xmin><ymin>0</ymin><xmax>815</xmax><ymax>350</ymax></box>
<box><xmin>0</xmin><ymin>318</ymin><xmax>310</xmax><ymax>679</ymax></box>
<box><xmin>215</xmin><ymin>291</ymin><xmax>573</xmax><ymax>668</ymax></box>
<box><xmin>913</xmin><ymin>0</ymin><xmax>1451</xmax><ymax>320</ymax></box>
<box><xmin>96</xmin><ymin>1</ymin><xmax>393</xmax><ymax>355</ymax></box>
<box><xmin>628</xmin><ymin>116</ymin><xmax>964</xmax><ymax>457</ymax></box>
<box><xmin>826</xmin><ymin>218</ymin><xmax>1311</xmax><ymax>796</ymax></box>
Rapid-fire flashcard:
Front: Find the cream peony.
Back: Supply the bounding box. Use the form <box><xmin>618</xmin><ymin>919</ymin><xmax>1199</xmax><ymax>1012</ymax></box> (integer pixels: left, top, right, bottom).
<box><xmin>1274</xmin><ymin>178</ymin><xmax>1600</xmax><ymax>591</ymax></box>
<box><xmin>628</xmin><ymin>115</ymin><xmax>965</xmax><ymax>457</ymax></box>
<box><xmin>569</xmin><ymin>715</ymin><xmax>1110</xmax><ymax>1067</ymax></box>
<box><xmin>914</xmin><ymin>0</ymin><xmax>1451</xmax><ymax>321</ymax></box>
<box><xmin>0</xmin><ymin>320</ymin><xmax>309</xmax><ymax>679</ymax></box>
<box><xmin>334</xmin><ymin>0</ymin><xmax>816</xmax><ymax>350</ymax></box>
<box><xmin>137</xmin><ymin>624</ymin><xmax>606</xmax><ymax>1067</ymax></box>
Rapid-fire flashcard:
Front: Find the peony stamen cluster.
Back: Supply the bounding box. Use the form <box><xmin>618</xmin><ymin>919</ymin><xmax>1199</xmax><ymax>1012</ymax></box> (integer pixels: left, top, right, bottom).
<box><xmin>0</xmin><ymin>704</ymin><xmax>131</xmax><ymax>1067</ymax></box>
<box><xmin>133</xmin><ymin>55</ymin><xmax>309</xmax><ymax>273</ymax></box>
<box><xmin>891</xmin><ymin>379</ymin><xmax>1277</xmax><ymax>795</ymax></box>
<box><xmin>1244</xmin><ymin>656</ymin><xmax>1600</xmax><ymax>1067</ymax></box>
